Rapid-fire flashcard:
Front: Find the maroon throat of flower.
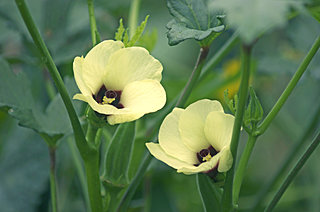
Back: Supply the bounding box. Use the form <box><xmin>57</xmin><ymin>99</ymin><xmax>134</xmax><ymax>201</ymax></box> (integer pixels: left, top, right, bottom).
<box><xmin>93</xmin><ymin>85</ymin><xmax>124</xmax><ymax>109</ymax></box>
<box><xmin>196</xmin><ymin>146</ymin><xmax>218</xmax><ymax>166</ymax></box>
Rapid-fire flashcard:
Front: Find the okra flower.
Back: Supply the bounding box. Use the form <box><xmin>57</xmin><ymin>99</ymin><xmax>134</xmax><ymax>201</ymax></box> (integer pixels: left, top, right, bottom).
<box><xmin>146</xmin><ymin>99</ymin><xmax>234</xmax><ymax>175</ymax></box>
<box><xmin>73</xmin><ymin>40</ymin><xmax>166</xmax><ymax>125</ymax></box>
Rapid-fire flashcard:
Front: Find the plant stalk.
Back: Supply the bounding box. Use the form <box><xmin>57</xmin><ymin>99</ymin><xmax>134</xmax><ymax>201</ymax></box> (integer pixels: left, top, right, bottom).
<box><xmin>128</xmin><ymin>0</ymin><xmax>141</xmax><ymax>38</ymax></box>
<box><xmin>85</xmin><ymin>123</ymin><xmax>103</xmax><ymax>212</ymax></box>
<box><xmin>87</xmin><ymin>0</ymin><xmax>98</xmax><ymax>46</ymax></box>
<box><xmin>49</xmin><ymin>146</ymin><xmax>58</xmax><ymax>212</ymax></box>
<box><xmin>251</xmin><ymin>104</ymin><xmax>320</xmax><ymax>211</ymax></box>
<box><xmin>264</xmin><ymin>130</ymin><xmax>320</xmax><ymax>212</ymax></box>
<box><xmin>233</xmin><ymin>135</ymin><xmax>257</xmax><ymax>204</ymax></box>
<box><xmin>221</xmin><ymin>44</ymin><xmax>252</xmax><ymax>212</ymax></box>
<box><xmin>14</xmin><ymin>0</ymin><xmax>90</xmax><ymax>159</ymax></box>
<box><xmin>256</xmin><ymin>35</ymin><xmax>320</xmax><ymax>136</ymax></box>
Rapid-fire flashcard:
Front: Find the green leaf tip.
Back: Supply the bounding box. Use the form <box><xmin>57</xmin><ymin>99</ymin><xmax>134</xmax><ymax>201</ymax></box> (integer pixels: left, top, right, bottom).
<box><xmin>166</xmin><ymin>0</ymin><xmax>225</xmax><ymax>46</ymax></box>
<box><xmin>114</xmin><ymin>15</ymin><xmax>150</xmax><ymax>47</ymax></box>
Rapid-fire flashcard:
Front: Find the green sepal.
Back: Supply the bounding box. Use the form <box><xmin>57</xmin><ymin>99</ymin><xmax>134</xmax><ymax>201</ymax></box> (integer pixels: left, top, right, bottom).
<box><xmin>85</xmin><ymin>106</ymin><xmax>107</xmax><ymax>129</ymax></box>
<box><xmin>115</xmin><ymin>19</ymin><xmax>125</xmax><ymax>41</ymax></box>
<box><xmin>196</xmin><ymin>173</ymin><xmax>222</xmax><ymax>212</ymax></box>
<box><xmin>102</xmin><ymin>121</ymin><xmax>136</xmax><ymax>185</ymax></box>
<box><xmin>244</xmin><ymin>87</ymin><xmax>263</xmax><ymax>131</ymax></box>
<box><xmin>114</xmin><ymin>16</ymin><xmax>149</xmax><ymax>47</ymax></box>
<box><xmin>127</xmin><ymin>15</ymin><xmax>149</xmax><ymax>47</ymax></box>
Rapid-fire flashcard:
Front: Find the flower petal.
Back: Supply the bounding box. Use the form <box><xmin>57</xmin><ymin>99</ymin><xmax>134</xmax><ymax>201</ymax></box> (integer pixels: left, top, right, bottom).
<box><xmin>217</xmin><ymin>147</ymin><xmax>233</xmax><ymax>172</ymax></box>
<box><xmin>73</xmin><ymin>56</ymin><xmax>91</xmax><ymax>96</ymax></box>
<box><xmin>146</xmin><ymin>143</ymin><xmax>194</xmax><ymax>170</ymax></box>
<box><xmin>107</xmin><ymin>113</ymin><xmax>144</xmax><ymax>125</ymax></box>
<box><xmin>120</xmin><ymin>79</ymin><xmax>166</xmax><ymax>113</ymax></box>
<box><xmin>73</xmin><ymin>93</ymin><xmax>132</xmax><ymax>114</ymax></box>
<box><xmin>103</xmin><ymin>47</ymin><xmax>163</xmax><ymax>90</ymax></box>
<box><xmin>204</xmin><ymin>111</ymin><xmax>235</xmax><ymax>151</ymax></box>
<box><xmin>159</xmin><ymin>108</ymin><xmax>198</xmax><ymax>165</ymax></box>
<box><xmin>177</xmin><ymin>153</ymin><xmax>222</xmax><ymax>175</ymax></box>
<box><xmin>82</xmin><ymin>40</ymin><xmax>124</xmax><ymax>94</ymax></box>
<box><xmin>179</xmin><ymin>99</ymin><xmax>224</xmax><ymax>152</ymax></box>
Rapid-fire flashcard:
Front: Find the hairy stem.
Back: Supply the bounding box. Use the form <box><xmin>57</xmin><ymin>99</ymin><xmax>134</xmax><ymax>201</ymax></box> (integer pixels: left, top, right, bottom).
<box><xmin>264</xmin><ymin>130</ymin><xmax>320</xmax><ymax>212</ymax></box>
<box><xmin>256</xmin><ymin>35</ymin><xmax>320</xmax><ymax>136</ymax></box>
<box><xmin>222</xmin><ymin>44</ymin><xmax>252</xmax><ymax>212</ymax></box>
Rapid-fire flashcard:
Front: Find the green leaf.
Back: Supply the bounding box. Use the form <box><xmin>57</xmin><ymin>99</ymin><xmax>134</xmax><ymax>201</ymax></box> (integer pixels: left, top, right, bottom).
<box><xmin>0</xmin><ymin>128</ymin><xmax>49</xmax><ymax>212</ymax></box>
<box><xmin>127</xmin><ymin>15</ymin><xmax>149</xmax><ymax>47</ymax></box>
<box><xmin>211</xmin><ymin>0</ymin><xmax>302</xmax><ymax>44</ymax></box>
<box><xmin>166</xmin><ymin>0</ymin><xmax>225</xmax><ymax>46</ymax></box>
<box><xmin>196</xmin><ymin>173</ymin><xmax>222</xmax><ymax>212</ymax></box>
<box><xmin>136</xmin><ymin>28</ymin><xmax>158</xmax><ymax>52</ymax></box>
<box><xmin>308</xmin><ymin>5</ymin><xmax>320</xmax><ymax>23</ymax></box>
<box><xmin>115</xmin><ymin>18</ymin><xmax>125</xmax><ymax>41</ymax></box>
<box><xmin>0</xmin><ymin>58</ymin><xmax>80</xmax><ymax>140</ymax></box>
<box><xmin>102</xmin><ymin>121</ymin><xmax>136</xmax><ymax>186</ymax></box>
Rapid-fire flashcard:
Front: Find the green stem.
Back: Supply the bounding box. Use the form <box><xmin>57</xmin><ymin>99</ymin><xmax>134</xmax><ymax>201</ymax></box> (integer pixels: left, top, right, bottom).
<box><xmin>128</xmin><ymin>0</ymin><xmax>141</xmax><ymax>38</ymax></box>
<box><xmin>85</xmin><ymin>123</ymin><xmax>103</xmax><ymax>212</ymax></box>
<box><xmin>67</xmin><ymin>138</ymin><xmax>91</xmax><ymax>212</ymax></box>
<box><xmin>256</xmin><ymin>35</ymin><xmax>320</xmax><ymax>136</ymax></box>
<box><xmin>222</xmin><ymin>44</ymin><xmax>252</xmax><ymax>212</ymax></box>
<box><xmin>264</xmin><ymin>130</ymin><xmax>320</xmax><ymax>212</ymax></box>
<box><xmin>49</xmin><ymin>146</ymin><xmax>58</xmax><ymax>212</ymax></box>
<box><xmin>233</xmin><ymin>135</ymin><xmax>257</xmax><ymax>205</ymax></box>
<box><xmin>251</xmin><ymin>104</ymin><xmax>320</xmax><ymax>211</ymax></box>
<box><xmin>87</xmin><ymin>0</ymin><xmax>98</xmax><ymax>46</ymax></box>
<box><xmin>199</xmin><ymin>33</ymin><xmax>239</xmax><ymax>81</ymax></box>
<box><xmin>14</xmin><ymin>0</ymin><xmax>90</xmax><ymax>159</ymax></box>
<box><xmin>176</xmin><ymin>46</ymin><xmax>210</xmax><ymax>107</ymax></box>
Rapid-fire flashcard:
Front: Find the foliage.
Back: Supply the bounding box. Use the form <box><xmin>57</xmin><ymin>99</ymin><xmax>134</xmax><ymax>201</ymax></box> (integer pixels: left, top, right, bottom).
<box><xmin>166</xmin><ymin>0</ymin><xmax>225</xmax><ymax>46</ymax></box>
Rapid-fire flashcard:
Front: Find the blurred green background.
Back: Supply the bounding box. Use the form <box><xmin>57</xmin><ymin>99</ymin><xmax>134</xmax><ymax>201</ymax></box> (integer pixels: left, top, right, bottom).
<box><xmin>0</xmin><ymin>0</ymin><xmax>320</xmax><ymax>211</ymax></box>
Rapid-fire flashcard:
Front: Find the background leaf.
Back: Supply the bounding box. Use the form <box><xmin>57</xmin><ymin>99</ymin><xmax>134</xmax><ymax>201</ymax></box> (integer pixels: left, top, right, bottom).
<box><xmin>0</xmin><ymin>58</ymin><xmax>81</xmax><ymax>139</ymax></box>
<box><xmin>166</xmin><ymin>0</ymin><xmax>225</xmax><ymax>46</ymax></box>
<box><xmin>210</xmin><ymin>0</ymin><xmax>303</xmax><ymax>44</ymax></box>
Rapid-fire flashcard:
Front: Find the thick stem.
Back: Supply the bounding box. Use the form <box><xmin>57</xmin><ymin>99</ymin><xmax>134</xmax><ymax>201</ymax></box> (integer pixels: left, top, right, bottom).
<box><xmin>233</xmin><ymin>135</ymin><xmax>257</xmax><ymax>204</ymax></box>
<box><xmin>256</xmin><ymin>35</ymin><xmax>320</xmax><ymax>136</ymax></box>
<box><xmin>251</xmin><ymin>104</ymin><xmax>320</xmax><ymax>211</ymax></box>
<box><xmin>264</xmin><ymin>130</ymin><xmax>320</xmax><ymax>212</ymax></box>
<box><xmin>14</xmin><ymin>0</ymin><xmax>90</xmax><ymax>159</ymax></box>
<box><xmin>128</xmin><ymin>0</ymin><xmax>141</xmax><ymax>38</ymax></box>
<box><xmin>222</xmin><ymin>44</ymin><xmax>252</xmax><ymax>212</ymax></box>
<box><xmin>49</xmin><ymin>146</ymin><xmax>58</xmax><ymax>212</ymax></box>
<box><xmin>85</xmin><ymin>124</ymin><xmax>103</xmax><ymax>212</ymax></box>
<box><xmin>87</xmin><ymin>0</ymin><xmax>98</xmax><ymax>46</ymax></box>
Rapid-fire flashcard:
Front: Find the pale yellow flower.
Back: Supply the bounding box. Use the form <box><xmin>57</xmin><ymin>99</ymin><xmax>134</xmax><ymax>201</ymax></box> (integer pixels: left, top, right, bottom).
<box><xmin>73</xmin><ymin>40</ymin><xmax>166</xmax><ymax>125</ymax></box>
<box><xmin>146</xmin><ymin>99</ymin><xmax>234</xmax><ymax>175</ymax></box>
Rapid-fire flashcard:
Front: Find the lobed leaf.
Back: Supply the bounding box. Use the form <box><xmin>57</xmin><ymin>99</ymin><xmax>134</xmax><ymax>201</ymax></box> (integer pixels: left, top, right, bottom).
<box><xmin>166</xmin><ymin>0</ymin><xmax>225</xmax><ymax>46</ymax></box>
<box><xmin>0</xmin><ymin>58</ymin><xmax>80</xmax><ymax>140</ymax></box>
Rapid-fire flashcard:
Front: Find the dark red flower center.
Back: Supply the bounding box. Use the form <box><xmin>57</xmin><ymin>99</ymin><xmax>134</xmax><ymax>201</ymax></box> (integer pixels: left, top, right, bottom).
<box><xmin>93</xmin><ymin>85</ymin><xmax>124</xmax><ymax>109</ymax></box>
